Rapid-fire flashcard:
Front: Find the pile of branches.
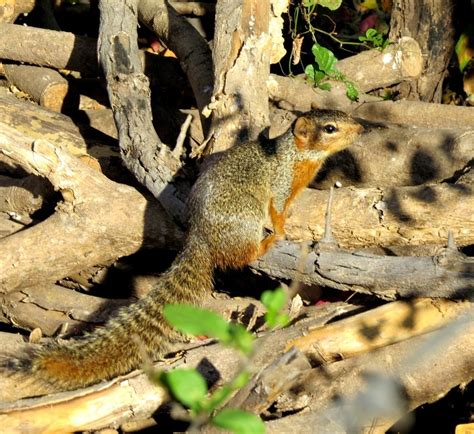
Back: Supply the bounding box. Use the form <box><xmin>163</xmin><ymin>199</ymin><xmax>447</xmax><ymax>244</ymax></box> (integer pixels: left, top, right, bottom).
<box><xmin>0</xmin><ymin>0</ymin><xmax>472</xmax><ymax>432</ymax></box>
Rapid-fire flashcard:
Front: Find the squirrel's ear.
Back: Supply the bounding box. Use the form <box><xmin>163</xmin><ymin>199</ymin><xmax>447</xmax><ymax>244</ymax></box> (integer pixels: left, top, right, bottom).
<box><xmin>294</xmin><ymin>116</ymin><xmax>310</xmax><ymax>149</ymax></box>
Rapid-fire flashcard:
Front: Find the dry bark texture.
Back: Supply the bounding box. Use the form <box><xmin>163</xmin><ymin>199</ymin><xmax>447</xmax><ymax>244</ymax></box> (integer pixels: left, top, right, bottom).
<box><xmin>389</xmin><ymin>0</ymin><xmax>456</xmax><ymax>102</ymax></box>
<box><xmin>208</xmin><ymin>0</ymin><xmax>272</xmax><ymax>152</ymax></box>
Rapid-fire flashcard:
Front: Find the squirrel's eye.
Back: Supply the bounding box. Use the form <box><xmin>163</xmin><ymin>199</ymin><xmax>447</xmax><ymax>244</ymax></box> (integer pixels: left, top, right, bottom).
<box><xmin>323</xmin><ymin>124</ymin><xmax>337</xmax><ymax>134</ymax></box>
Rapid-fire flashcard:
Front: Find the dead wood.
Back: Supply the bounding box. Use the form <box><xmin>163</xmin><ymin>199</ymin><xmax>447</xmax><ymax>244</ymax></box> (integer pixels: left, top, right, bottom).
<box><xmin>0</xmin><ymin>174</ymin><xmax>54</xmax><ymax>218</ymax></box>
<box><xmin>389</xmin><ymin>0</ymin><xmax>455</xmax><ymax>103</ymax></box>
<box><xmin>0</xmin><ymin>284</ymin><xmax>130</xmax><ymax>336</ymax></box>
<box><xmin>282</xmin><ymin>181</ymin><xmax>474</xmax><ymax>249</ymax></box>
<box><xmin>206</xmin><ymin>0</ymin><xmax>272</xmax><ymax>153</ymax></box>
<box><xmin>97</xmin><ymin>0</ymin><xmax>192</xmax><ymax>222</ymax></box>
<box><xmin>337</xmin><ymin>37</ymin><xmax>422</xmax><ymax>93</ymax></box>
<box><xmin>0</xmin><ymin>0</ymin><xmax>34</xmax><ymax>23</ymax></box>
<box><xmin>2</xmin><ymin>300</ymin><xmax>469</xmax><ymax>431</ymax></box>
<box><xmin>0</xmin><ymin>374</ymin><xmax>169</xmax><ymax>433</ymax></box>
<box><xmin>227</xmin><ymin>300</ymin><xmax>474</xmax><ymax>420</ymax></box>
<box><xmin>286</xmin><ymin>298</ymin><xmax>474</xmax><ymax>360</ymax></box>
<box><xmin>268</xmin><ymin>74</ymin><xmax>474</xmax><ymax>130</ymax></box>
<box><xmin>169</xmin><ymin>1</ymin><xmax>215</xmax><ymax>17</ymax></box>
<box><xmin>0</xmin><ymin>301</ymin><xmax>357</xmax><ymax>424</ymax></box>
<box><xmin>254</xmin><ymin>238</ymin><xmax>474</xmax><ymax>299</ymax></box>
<box><xmin>0</xmin><ymin>23</ymin><xmax>98</xmax><ymax>76</ymax></box>
<box><xmin>265</xmin><ymin>312</ymin><xmax>474</xmax><ymax>433</ymax></box>
<box><xmin>137</xmin><ymin>0</ymin><xmax>214</xmax><ymax>117</ymax></box>
<box><xmin>0</xmin><ymin>126</ymin><xmax>183</xmax><ymax>294</ymax></box>
<box><xmin>3</xmin><ymin>64</ymin><xmax>70</xmax><ymax>112</ymax></box>
<box><xmin>0</xmin><ymin>90</ymin><xmax>116</xmax><ymax>166</ymax></box>
<box><xmin>0</xmin><ymin>282</ymin><xmax>267</xmax><ymax>339</ymax></box>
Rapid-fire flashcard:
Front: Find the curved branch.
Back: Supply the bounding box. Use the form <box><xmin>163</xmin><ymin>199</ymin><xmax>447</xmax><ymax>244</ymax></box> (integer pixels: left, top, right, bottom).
<box><xmin>0</xmin><ymin>125</ymin><xmax>183</xmax><ymax>294</ymax></box>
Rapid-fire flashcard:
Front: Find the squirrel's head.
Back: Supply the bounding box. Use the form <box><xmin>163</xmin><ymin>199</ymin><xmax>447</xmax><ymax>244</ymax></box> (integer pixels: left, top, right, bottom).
<box><xmin>293</xmin><ymin>109</ymin><xmax>364</xmax><ymax>155</ymax></box>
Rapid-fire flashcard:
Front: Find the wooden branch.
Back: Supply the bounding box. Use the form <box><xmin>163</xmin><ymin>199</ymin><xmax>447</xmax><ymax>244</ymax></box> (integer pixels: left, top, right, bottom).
<box><xmin>3</xmin><ymin>64</ymin><xmax>70</xmax><ymax>112</ymax></box>
<box><xmin>0</xmin><ymin>374</ymin><xmax>169</xmax><ymax>433</ymax></box>
<box><xmin>0</xmin><ymin>301</ymin><xmax>356</xmax><ymax>420</ymax></box>
<box><xmin>0</xmin><ymin>126</ymin><xmax>183</xmax><ymax>294</ymax></box>
<box><xmin>337</xmin><ymin>37</ymin><xmax>422</xmax><ymax>93</ymax></box>
<box><xmin>226</xmin><ymin>348</ymin><xmax>312</xmax><ymax>416</ymax></box>
<box><xmin>169</xmin><ymin>1</ymin><xmax>215</xmax><ymax>17</ymax></box>
<box><xmin>137</xmin><ymin>0</ymin><xmax>214</xmax><ymax>118</ymax></box>
<box><xmin>253</xmin><ymin>239</ymin><xmax>474</xmax><ymax>299</ymax></box>
<box><xmin>279</xmin><ymin>182</ymin><xmax>474</xmax><ymax>249</ymax></box>
<box><xmin>227</xmin><ymin>299</ymin><xmax>474</xmax><ymax>419</ymax></box>
<box><xmin>0</xmin><ymin>23</ymin><xmax>98</xmax><ymax>75</ymax></box>
<box><xmin>0</xmin><ymin>90</ymin><xmax>109</xmax><ymax>161</ymax></box>
<box><xmin>0</xmin><ymin>0</ymin><xmax>34</xmax><ymax>23</ymax></box>
<box><xmin>389</xmin><ymin>0</ymin><xmax>455</xmax><ymax>102</ymax></box>
<box><xmin>268</xmin><ymin>74</ymin><xmax>474</xmax><ymax>130</ymax></box>
<box><xmin>6</xmin><ymin>298</ymin><xmax>468</xmax><ymax>431</ymax></box>
<box><xmin>207</xmin><ymin>0</ymin><xmax>272</xmax><ymax>152</ymax></box>
<box><xmin>0</xmin><ymin>285</ymin><xmax>130</xmax><ymax>336</ymax></box>
<box><xmin>265</xmin><ymin>313</ymin><xmax>474</xmax><ymax>432</ymax></box>
<box><xmin>287</xmin><ymin>298</ymin><xmax>474</xmax><ymax>359</ymax></box>
<box><xmin>98</xmin><ymin>0</ymin><xmax>190</xmax><ymax>222</ymax></box>
<box><xmin>0</xmin><ymin>174</ymin><xmax>53</xmax><ymax>217</ymax></box>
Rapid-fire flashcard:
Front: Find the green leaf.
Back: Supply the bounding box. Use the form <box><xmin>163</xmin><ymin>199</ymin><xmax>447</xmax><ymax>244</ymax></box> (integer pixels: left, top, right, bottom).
<box><xmin>213</xmin><ymin>409</ymin><xmax>265</xmax><ymax>434</ymax></box>
<box><xmin>164</xmin><ymin>304</ymin><xmax>231</xmax><ymax>342</ymax></box>
<box><xmin>229</xmin><ymin>323</ymin><xmax>255</xmax><ymax>354</ymax></box>
<box><xmin>311</xmin><ymin>43</ymin><xmax>338</xmax><ymax>74</ymax></box>
<box><xmin>160</xmin><ymin>368</ymin><xmax>207</xmax><ymax>411</ymax></box>
<box><xmin>302</xmin><ymin>0</ymin><xmax>316</xmax><ymax>7</ymax></box>
<box><xmin>261</xmin><ymin>288</ymin><xmax>290</xmax><ymax>328</ymax></box>
<box><xmin>305</xmin><ymin>64</ymin><xmax>325</xmax><ymax>84</ymax></box>
<box><xmin>365</xmin><ymin>28</ymin><xmax>378</xmax><ymax>40</ymax></box>
<box><xmin>318</xmin><ymin>82</ymin><xmax>332</xmax><ymax>91</ymax></box>
<box><xmin>345</xmin><ymin>81</ymin><xmax>359</xmax><ymax>101</ymax></box>
<box><xmin>316</xmin><ymin>0</ymin><xmax>342</xmax><ymax>10</ymax></box>
<box><xmin>261</xmin><ymin>287</ymin><xmax>286</xmax><ymax>315</ymax></box>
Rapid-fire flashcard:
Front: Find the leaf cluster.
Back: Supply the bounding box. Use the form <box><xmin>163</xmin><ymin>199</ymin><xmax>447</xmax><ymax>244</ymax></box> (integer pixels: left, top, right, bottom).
<box><xmin>154</xmin><ymin>288</ymin><xmax>290</xmax><ymax>433</ymax></box>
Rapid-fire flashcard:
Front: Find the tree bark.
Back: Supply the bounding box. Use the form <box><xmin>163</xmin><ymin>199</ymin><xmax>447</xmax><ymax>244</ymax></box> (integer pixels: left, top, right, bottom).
<box><xmin>207</xmin><ymin>0</ymin><xmax>272</xmax><ymax>153</ymax></box>
<box><xmin>389</xmin><ymin>0</ymin><xmax>456</xmax><ymax>102</ymax></box>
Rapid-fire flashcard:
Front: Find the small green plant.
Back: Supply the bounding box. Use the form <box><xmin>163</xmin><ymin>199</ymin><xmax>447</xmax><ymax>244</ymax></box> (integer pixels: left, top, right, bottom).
<box><xmin>289</xmin><ymin>1</ymin><xmax>360</xmax><ymax>101</ymax></box>
<box><xmin>305</xmin><ymin>43</ymin><xmax>359</xmax><ymax>101</ymax></box>
<box><xmin>152</xmin><ymin>287</ymin><xmax>290</xmax><ymax>433</ymax></box>
<box><xmin>261</xmin><ymin>287</ymin><xmax>290</xmax><ymax>328</ymax></box>
<box><xmin>358</xmin><ymin>28</ymin><xmax>390</xmax><ymax>50</ymax></box>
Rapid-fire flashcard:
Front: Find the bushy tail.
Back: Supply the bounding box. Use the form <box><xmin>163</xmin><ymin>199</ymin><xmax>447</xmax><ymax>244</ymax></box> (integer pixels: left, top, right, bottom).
<box><xmin>5</xmin><ymin>238</ymin><xmax>214</xmax><ymax>391</ymax></box>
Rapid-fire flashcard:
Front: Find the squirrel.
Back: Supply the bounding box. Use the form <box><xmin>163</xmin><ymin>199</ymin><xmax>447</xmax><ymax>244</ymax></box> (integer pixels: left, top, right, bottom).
<box><xmin>3</xmin><ymin>109</ymin><xmax>364</xmax><ymax>391</ymax></box>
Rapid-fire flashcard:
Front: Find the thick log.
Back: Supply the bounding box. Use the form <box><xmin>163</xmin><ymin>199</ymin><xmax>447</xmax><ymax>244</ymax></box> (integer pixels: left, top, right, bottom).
<box><xmin>274</xmin><ymin>117</ymin><xmax>474</xmax><ymax>189</ymax></box>
<box><xmin>0</xmin><ymin>23</ymin><xmax>98</xmax><ymax>75</ymax></box>
<box><xmin>253</xmin><ymin>239</ymin><xmax>474</xmax><ymax>299</ymax></box>
<box><xmin>286</xmin><ymin>298</ymin><xmax>474</xmax><ymax>358</ymax></box>
<box><xmin>337</xmin><ymin>37</ymin><xmax>422</xmax><ymax>93</ymax></box>
<box><xmin>268</xmin><ymin>74</ymin><xmax>474</xmax><ymax>129</ymax></box>
<box><xmin>0</xmin><ymin>0</ymin><xmax>34</xmax><ymax>23</ymax></box>
<box><xmin>389</xmin><ymin>0</ymin><xmax>455</xmax><ymax>102</ymax></box>
<box><xmin>0</xmin><ymin>126</ymin><xmax>183</xmax><ymax>294</ymax></box>
<box><xmin>98</xmin><ymin>0</ymin><xmax>189</xmax><ymax>222</ymax></box>
<box><xmin>0</xmin><ymin>285</ymin><xmax>130</xmax><ymax>336</ymax></box>
<box><xmin>3</xmin><ymin>64</ymin><xmax>70</xmax><ymax>112</ymax></box>
<box><xmin>206</xmin><ymin>0</ymin><xmax>272</xmax><ymax>152</ymax></box>
<box><xmin>282</xmin><ymin>183</ymin><xmax>474</xmax><ymax>249</ymax></box>
<box><xmin>266</xmin><ymin>313</ymin><xmax>474</xmax><ymax>433</ymax></box>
